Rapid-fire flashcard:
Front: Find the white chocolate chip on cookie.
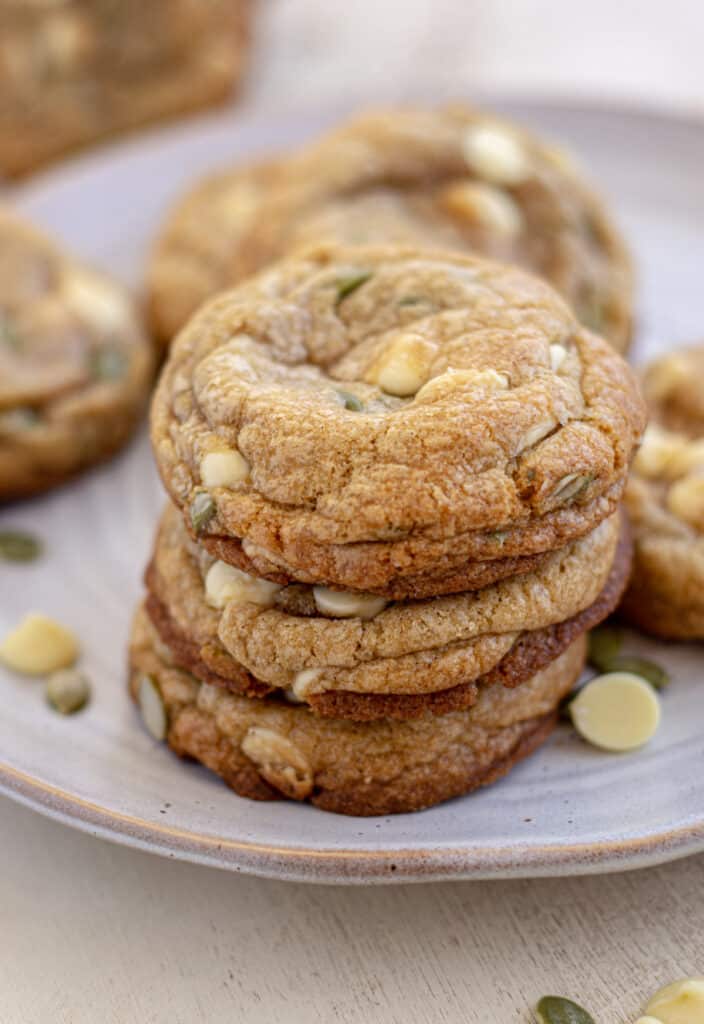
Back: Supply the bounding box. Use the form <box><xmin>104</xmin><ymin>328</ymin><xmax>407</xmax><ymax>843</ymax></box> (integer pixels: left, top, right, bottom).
<box><xmin>0</xmin><ymin>613</ymin><xmax>79</xmax><ymax>675</ymax></box>
<box><xmin>370</xmin><ymin>334</ymin><xmax>437</xmax><ymax>397</ymax></box>
<box><xmin>63</xmin><ymin>269</ymin><xmax>130</xmax><ymax>334</ymax></box>
<box><xmin>313</xmin><ymin>587</ymin><xmax>387</xmax><ymax>619</ymax></box>
<box><xmin>462</xmin><ymin>124</ymin><xmax>530</xmax><ymax>186</ymax></box>
<box><xmin>442</xmin><ymin>181</ymin><xmax>523</xmax><ymax>238</ymax></box>
<box><xmin>416</xmin><ymin>367</ymin><xmax>509</xmax><ymax>402</ymax></box>
<box><xmin>241</xmin><ymin>726</ymin><xmax>313</xmax><ymax>800</ymax></box>
<box><xmin>205</xmin><ymin>560</ymin><xmax>281</xmax><ymax>609</ymax></box>
<box><xmin>200</xmin><ymin>447</ymin><xmax>250</xmax><ymax>487</ymax></box>
<box><xmin>549</xmin><ymin>343</ymin><xmax>568</xmax><ymax>372</ymax></box>
<box><xmin>292</xmin><ymin>668</ymin><xmax>323</xmax><ymax>699</ymax></box>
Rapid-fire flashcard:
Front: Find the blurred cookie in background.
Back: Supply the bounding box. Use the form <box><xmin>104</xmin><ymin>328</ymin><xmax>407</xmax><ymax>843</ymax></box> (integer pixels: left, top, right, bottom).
<box><xmin>147</xmin><ymin>105</ymin><xmax>634</xmax><ymax>353</ymax></box>
<box><xmin>0</xmin><ymin>208</ymin><xmax>153</xmax><ymax>500</ymax></box>
<box><xmin>0</xmin><ymin>0</ymin><xmax>255</xmax><ymax>177</ymax></box>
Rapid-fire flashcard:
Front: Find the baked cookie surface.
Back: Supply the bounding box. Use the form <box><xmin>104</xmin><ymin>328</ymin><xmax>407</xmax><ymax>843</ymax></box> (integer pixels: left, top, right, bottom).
<box><xmin>151</xmin><ymin>245</ymin><xmax>645</xmax><ymax>593</ymax></box>
<box><xmin>129</xmin><ymin>604</ymin><xmax>586</xmax><ymax>816</ymax></box>
<box><xmin>0</xmin><ymin>210</ymin><xmax>153</xmax><ymax>499</ymax></box>
<box><xmin>0</xmin><ymin>0</ymin><xmax>253</xmax><ymax>177</ymax></box>
<box><xmin>148</xmin><ymin>105</ymin><xmax>633</xmax><ymax>351</ymax></box>
<box><xmin>622</xmin><ymin>347</ymin><xmax>704</xmax><ymax>637</ymax></box>
<box><xmin>144</xmin><ymin>502</ymin><xmax>629</xmax><ymax>719</ymax></box>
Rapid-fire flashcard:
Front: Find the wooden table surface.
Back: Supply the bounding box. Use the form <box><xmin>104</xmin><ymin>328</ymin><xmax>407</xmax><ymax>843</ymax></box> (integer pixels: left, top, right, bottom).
<box><xmin>3</xmin><ymin>3</ymin><xmax>704</xmax><ymax>1021</ymax></box>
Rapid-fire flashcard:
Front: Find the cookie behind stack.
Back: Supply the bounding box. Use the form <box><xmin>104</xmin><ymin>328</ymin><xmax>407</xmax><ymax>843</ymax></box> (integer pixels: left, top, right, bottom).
<box><xmin>132</xmin><ymin>245</ymin><xmax>645</xmax><ymax>815</ymax></box>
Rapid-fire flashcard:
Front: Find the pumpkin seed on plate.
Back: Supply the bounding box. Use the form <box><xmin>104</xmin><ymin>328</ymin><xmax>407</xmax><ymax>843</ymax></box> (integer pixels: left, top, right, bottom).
<box><xmin>587</xmin><ymin>625</ymin><xmax>623</xmax><ymax>671</ymax></box>
<box><xmin>600</xmin><ymin>654</ymin><xmax>670</xmax><ymax>691</ymax></box>
<box><xmin>0</xmin><ymin>529</ymin><xmax>42</xmax><ymax>562</ymax></box>
<box><xmin>46</xmin><ymin>669</ymin><xmax>91</xmax><ymax>714</ymax></box>
<box><xmin>190</xmin><ymin>491</ymin><xmax>216</xmax><ymax>536</ymax></box>
<box><xmin>536</xmin><ymin>995</ymin><xmax>596</xmax><ymax>1024</ymax></box>
<box><xmin>335</xmin><ymin>271</ymin><xmax>372</xmax><ymax>303</ymax></box>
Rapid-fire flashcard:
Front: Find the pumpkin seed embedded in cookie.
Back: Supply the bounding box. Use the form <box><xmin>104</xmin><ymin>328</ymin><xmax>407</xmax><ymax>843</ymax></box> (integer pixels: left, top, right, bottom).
<box><xmin>189</xmin><ymin>491</ymin><xmax>216</xmax><ymax>536</ymax></box>
<box><xmin>334</xmin><ymin>270</ymin><xmax>372</xmax><ymax>304</ymax></box>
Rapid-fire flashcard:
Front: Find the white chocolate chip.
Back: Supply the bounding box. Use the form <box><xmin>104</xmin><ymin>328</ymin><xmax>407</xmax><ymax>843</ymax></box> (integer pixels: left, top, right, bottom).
<box><xmin>463</xmin><ymin>124</ymin><xmax>530</xmax><ymax>186</ymax></box>
<box><xmin>205</xmin><ymin>560</ymin><xmax>281</xmax><ymax>609</ymax></box>
<box><xmin>0</xmin><ymin>613</ymin><xmax>79</xmax><ymax>676</ymax></box>
<box><xmin>666</xmin><ymin>475</ymin><xmax>704</xmax><ymax>530</ymax></box>
<box><xmin>63</xmin><ymin>269</ymin><xmax>130</xmax><ymax>334</ymax></box>
<box><xmin>633</xmin><ymin>424</ymin><xmax>689</xmax><ymax>479</ymax></box>
<box><xmin>442</xmin><ymin>181</ymin><xmax>523</xmax><ymax>238</ymax></box>
<box><xmin>646</xmin><ymin>354</ymin><xmax>689</xmax><ymax>401</ymax></box>
<box><xmin>516</xmin><ymin>418</ymin><xmax>556</xmax><ymax>454</ymax></box>
<box><xmin>313</xmin><ymin>587</ymin><xmax>387</xmax><ymax>619</ymax></box>
<box><xmin>241</xmin><ymin>726</ymin><xmax>313</xmax><ymax>800</ymax></box>
<box><xmin>138</xmin><ymin>674</ymin><xmax>167</xmax><ymax>740</ymax></box>
<box><xmin>292</xmin><ymin>668</ymin><xmax>322</xmax><ymax>699</ymax></box>
<box><xmin>370</xmin><ymin>335</ymin><xmax>437</xmax><ymax>397</ymax></box>
<box><xmin>549</xmin><ymin>343</ymin><xmax>568</xmax><ymax>372</ymax></box>
<box><xmin>415</xmin><ymin>367</ymin><xmax>509</xmax><ymax>402</ymax></box>
<box><xmin>644</xmin><ymin>978</ymin><xmax>704</xmax><ymax>1024</ymax></box>
<box><xmin>635</xmin><ymin>1019</ymin><xmax>665</xmax><ymax>1024</ymax></box>
<box><xmin>570</xmin><ymin>672</ymin><xmax>661</xmax><ymax>752</ymax></box>
<box><xmin>200</xmin><ymin>448</ymin><xmax>250</xmax><ymax>487</ymax></box>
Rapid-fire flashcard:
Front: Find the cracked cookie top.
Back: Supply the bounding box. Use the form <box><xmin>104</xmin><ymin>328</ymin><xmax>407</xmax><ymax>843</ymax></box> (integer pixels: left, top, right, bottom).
<box><xmin>151</xmin><ymin>244</ymin><xmax>644</xmax><ymax>590</ymax></box>
<box><xmin>148</xmin><ymin>105</ymin><xmax>634</xmax><ymax>351</ymax></box>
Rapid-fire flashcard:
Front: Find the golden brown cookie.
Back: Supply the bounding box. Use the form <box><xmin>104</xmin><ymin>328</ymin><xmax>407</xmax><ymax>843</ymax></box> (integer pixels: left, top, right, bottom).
<box><xmin>128</xmin><ymin>603</ymin><xmax>586</xmax><ymax>816</ymax></box>
<box><xmin>0</xmin><ymin>209</ymin><xmax>153</xmax><ymax>499</ymax></box>
<box><xmin>640</xmin><ymin>344</ymin><xmax>704</xmax><ymax>437</ymax></box>
<box><xmin>622</xmin><ymin>419</ymin><xmax>704</xmax><ymax>638</ymax></box>
<box><xmin>147</xmin><ymin>105</ymin><xmax>633</xmax><ymax>351</ymax></box>
<box><xmin>0</xmin><ymin>0</ymin><xmax>253</xmax><ymax>177</ymax></box>
<box><xmin>151</xmin><ymin>245</ymin><xmax>645</xmax><ymax>594</ymax></box>
<box><xmin>145</xmin><ymin>502</ymin><xmax>623</xmax><ymax>719</ymax></box>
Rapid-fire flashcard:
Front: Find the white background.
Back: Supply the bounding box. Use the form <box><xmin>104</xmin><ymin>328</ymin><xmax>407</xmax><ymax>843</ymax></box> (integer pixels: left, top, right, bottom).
<box><xmin>3</xmin><ymin>3</ymin><xmax>704</xmax><ymax>1022</ymax></box>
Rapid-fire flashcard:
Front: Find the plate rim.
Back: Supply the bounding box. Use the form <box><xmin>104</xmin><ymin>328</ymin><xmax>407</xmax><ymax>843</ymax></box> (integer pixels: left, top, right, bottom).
<box><xmin>4</xmin><ymin>96</ymin><xmax>704</xmax><ymax>884</ymax></box>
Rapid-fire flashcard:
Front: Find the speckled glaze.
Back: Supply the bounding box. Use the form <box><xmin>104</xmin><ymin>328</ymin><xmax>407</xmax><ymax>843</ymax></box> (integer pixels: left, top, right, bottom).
<box><xmin>1</xmin><ymin>100</ymin><xmax>704</xmax><ymax>884</ymax></box>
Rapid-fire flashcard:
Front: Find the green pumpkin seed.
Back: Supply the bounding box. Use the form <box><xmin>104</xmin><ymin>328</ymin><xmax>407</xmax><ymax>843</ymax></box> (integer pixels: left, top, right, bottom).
<box><xmin>600</xmin><ymin>655</ymin><xmax>670</xmax><ymax>691</ymax></box>
<box><xmin>587</xmin><ymin>625</ymin><xmax>623</xmax><ymax>671</ymax></box>
<box><xmin>0</xmin><ymin>530</ymin><xmax>42</xmax><ymax>562</ymax></box>
<box><xmin>46</xmin><ymin>669</ymin><xmax>91</xmax><ymax>715</ymax></box>
<box><xmin>398</xmin><ymin>295</ymin><xmax>426</xmax><ymax>307</ymax></box>
<box><xmin>335</xmin><ymin>271</ymin><xmax>372</xmax><ymax>303</ymax></box>
<box><xmin>336</xmin><ymin>389</ymin><xmax>364</xmax><ymax>412</ymax></box>
<box><xmin>536</xmin><ymin>995</ymin><xmax>596</xmax><ymax>1024</ymax></box>
<box><xmin>90</xmin><ymin>346</ymin><xmax>127</xmax><ymax>381</ymax></box>
<box><xmin>190</xmin><ymin>491</ymin><xmax>216</xmax><ymax>536</ymax></box>
<box><xmin>0</xmin><ymin>407</ymin><xmax>40</xmax><ymax>432</ymax></box>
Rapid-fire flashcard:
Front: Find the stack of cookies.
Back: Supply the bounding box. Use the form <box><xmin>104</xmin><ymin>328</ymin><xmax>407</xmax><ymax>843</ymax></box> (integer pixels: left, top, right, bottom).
<box><xmin>131</xmin><ymin>245</ymin><xmax>645</xmax><ymax>815</ymax></box>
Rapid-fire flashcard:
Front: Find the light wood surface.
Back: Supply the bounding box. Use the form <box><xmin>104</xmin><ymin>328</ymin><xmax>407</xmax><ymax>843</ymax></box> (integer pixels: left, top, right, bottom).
<box><xmin>3</xmin><ymin>798</ymin><xmax>703</xmax><ymax>1024</ymax></box>
<box><xmin>4</xmin><ymin>3</ymin><xmax>704</xmax><ymax>1021</ymax></box>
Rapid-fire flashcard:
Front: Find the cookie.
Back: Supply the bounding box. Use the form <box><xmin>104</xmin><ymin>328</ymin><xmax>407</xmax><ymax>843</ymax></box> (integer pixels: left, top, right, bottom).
<box><xmin>147</xmin><ymin>105</ymin><xmax>633</xmax><ymax>351</ymax></box>
<box><xmin>144</xmin><ymin>502</ymin><xmax>626</xmax><ymax>719</ymax></box>
<box><xmin>0</xmin><ymin>0</ymin><xmax>253</xmax><ymax>177</ymax></box>
<box><xmin>0</xmin><ymin>210</ymin><xmax>153</xmax><ymax>500</ymax></box>
<box><xmin>151</xmin><ymin>245</ymin><xmax>645</xmax><ymax>594</ymax></box>
<box><xmin>640</xmin><ymin>344</ymin><xmax>704</xmax><ymax>437</ymax></box>
<box><xmin>621</xmin><ymin>421</ymin><xmax>704</xmax><ymax>639</ymax></box>
<box><xmin>128</xmin><ymin>603</ymin><xmax>586</xmax><ymax>816</ymax></box>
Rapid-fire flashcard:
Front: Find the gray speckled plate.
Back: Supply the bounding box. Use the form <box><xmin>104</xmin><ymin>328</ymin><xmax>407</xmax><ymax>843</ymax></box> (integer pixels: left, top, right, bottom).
<box><xmin>1</xmin><ymin>100</ymin><xmax>703</xmax><ymax>884</ymax></box>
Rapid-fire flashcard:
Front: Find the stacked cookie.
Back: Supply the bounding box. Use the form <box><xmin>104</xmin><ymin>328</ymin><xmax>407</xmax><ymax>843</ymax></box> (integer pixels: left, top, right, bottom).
<box><xmin>131</xmin><ymin>245</ymin><xmax>645</xmax><ymax>815</ymax></box>
<box><xmin>148</xmin><ymin>105</ymin><xmax>633</xmax><ymax>355</ymax></box>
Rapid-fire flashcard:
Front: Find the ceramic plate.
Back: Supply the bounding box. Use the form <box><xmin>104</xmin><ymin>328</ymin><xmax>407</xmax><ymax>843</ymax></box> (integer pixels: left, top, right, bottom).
<box><xmin>2</xmin><ymin>100</ymin><xmax>703</xmax><ymax>884</ymax></box>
